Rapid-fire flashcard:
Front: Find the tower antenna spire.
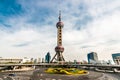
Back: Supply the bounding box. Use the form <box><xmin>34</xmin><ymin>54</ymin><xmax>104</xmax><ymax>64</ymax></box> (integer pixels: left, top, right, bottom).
<box><xmin>59</xmin><ymin>10</ymin><xmax>61</xmax><ymax>21</ymax></box>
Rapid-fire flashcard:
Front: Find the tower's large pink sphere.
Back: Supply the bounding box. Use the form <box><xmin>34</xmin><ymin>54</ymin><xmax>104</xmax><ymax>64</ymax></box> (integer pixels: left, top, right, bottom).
<box><xmin>55</xmin><ymin>46</ymin><xmax>64</xmax><ymax>53</ymax></box>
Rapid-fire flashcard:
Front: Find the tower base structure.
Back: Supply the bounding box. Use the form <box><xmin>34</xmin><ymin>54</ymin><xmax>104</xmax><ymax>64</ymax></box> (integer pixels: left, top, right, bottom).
<box><xmin>50</xmin><ymin>52</ymin><xmax>65</xmax><ymax>63</ymax></box>
<box><xmin>51</xmin><ymin>46</ymin><xmax>65</xmax><ymax>63</ymax></box>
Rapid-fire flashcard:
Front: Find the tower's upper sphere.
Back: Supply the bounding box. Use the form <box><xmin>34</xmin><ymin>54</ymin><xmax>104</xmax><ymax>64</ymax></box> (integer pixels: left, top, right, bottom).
<box><xmin>56</xmin><ymin>21</ymin><xmax>64</xmax><ymax>28</ymax></box>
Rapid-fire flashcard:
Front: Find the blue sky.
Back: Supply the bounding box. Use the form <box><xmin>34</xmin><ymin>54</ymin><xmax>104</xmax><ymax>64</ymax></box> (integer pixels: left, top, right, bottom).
<box><xmin>0</xmin><ymin>0</ymin><xmax>120</xmax><ymax>61</ymax></box>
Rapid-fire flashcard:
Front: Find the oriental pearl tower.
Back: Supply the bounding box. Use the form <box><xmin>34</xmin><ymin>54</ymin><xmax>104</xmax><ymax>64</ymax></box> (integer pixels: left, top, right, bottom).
<box><xmin>51</xmin><ymin>11</ymin><xmax>65</xmax><ymax>62</ymax></box>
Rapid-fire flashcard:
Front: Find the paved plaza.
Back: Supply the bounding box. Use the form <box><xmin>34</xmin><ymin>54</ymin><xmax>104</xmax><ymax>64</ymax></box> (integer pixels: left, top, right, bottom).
<box><xmin>0</xmin><ymin>68</ymin><xmax>119</xmax><ymax>80</ymax></box>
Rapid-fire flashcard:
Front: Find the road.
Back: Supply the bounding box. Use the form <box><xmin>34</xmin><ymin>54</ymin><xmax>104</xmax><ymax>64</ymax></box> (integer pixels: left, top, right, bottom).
<box><xmin>105</xmin><ymin>72</ymin><xmax>120</xmax><ymax>80</ymax></box>
<box><xmin>0</xmin><ymin>70</ymin><xmax>33</xmax><ymax>80</ymax></box>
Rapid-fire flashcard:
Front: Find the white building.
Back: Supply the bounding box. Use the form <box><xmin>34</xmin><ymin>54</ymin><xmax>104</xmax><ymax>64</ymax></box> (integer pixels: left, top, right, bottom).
<box><xmin>0</xmin><ymin>58</ymin><xmax>22</xmax><ymax>64</ymax></box>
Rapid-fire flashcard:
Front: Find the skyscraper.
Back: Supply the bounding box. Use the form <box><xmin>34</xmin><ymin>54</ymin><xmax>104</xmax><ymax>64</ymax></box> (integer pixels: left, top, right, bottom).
<box><xmin>45</xmin><ymin>52</ymin><xmax>51</xmax><ymax>63</ymax></box>
<box><xmin>87</xmin><ymin>52</ymin><xmax>98</xmax><ymax>64</ymax></box>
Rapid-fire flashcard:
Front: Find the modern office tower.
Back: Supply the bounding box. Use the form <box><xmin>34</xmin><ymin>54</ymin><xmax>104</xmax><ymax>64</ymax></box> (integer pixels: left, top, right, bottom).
<box><xmin>87</xmin><ymin>52</ymin><xmax>98</xmax><ymax>64</ymax></box>
<box><xmin>45</xmin><ymin>52</ymin><xmax>51</xmax><ymax>63</ymax></box>
<box><xmin>112</xmin><ymin>53</ymin><xmax>120</xmax><ymax>65</ymax></box>
<box><xmin>51</xmin><ymin>11</ymin><xmax>65</xmax><ymax>63</ymax></box>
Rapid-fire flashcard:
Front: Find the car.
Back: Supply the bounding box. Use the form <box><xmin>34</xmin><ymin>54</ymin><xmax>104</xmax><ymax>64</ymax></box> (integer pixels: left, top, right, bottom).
<box><xmin>8</xmin><ymin>73</ymin><xmax>16</xmax><ymax>77</ymax></box>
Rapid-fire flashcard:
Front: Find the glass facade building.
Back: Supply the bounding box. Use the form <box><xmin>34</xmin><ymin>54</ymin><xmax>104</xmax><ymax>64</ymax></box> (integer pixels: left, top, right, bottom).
<box><xmin>45</xmin><ymin>52</ymin><xmax>51</xmax><ymax>63</ymax></box>
<box><xmin>87</xmin><ymin>52</ymin><xmax>98</xmax><ymax>64</ymax></box>
<box><xmin>112</xmin><ymin>53</ymin><xmax>120</xmax><ymax>65</ymax></box>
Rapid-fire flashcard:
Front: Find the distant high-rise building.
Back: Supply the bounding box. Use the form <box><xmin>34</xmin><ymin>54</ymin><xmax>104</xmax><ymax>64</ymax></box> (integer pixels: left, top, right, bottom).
<box><xmin>34</xmin><ymin>58</ymin><xmax>37</xmax><ymax>64</ymax></box>
<box><xmin>87</xmin><ymin>52</ymin><xmax>98</xmax><ymax>64</ymax></box>
<box><xmin>112</xmin><ymin>53</ymin><xmax>120</xmax><ymax>65</ymax></box>
<box><xmin>38</xmin><ymin>58</ymin><xmax>41</xmax><ymax>63</ymax></box>
<box><xmin>30</xmin><ymin>58</ymin><xmax>34</xmax><ymax>63</ymax></box>
<box><xmin>42</xmin><ymin>58</ymin><xmax>45</xmax><ymax>63</ymax></box>
<box><xmin>45</xmin><ymin>52</ymin><xmax>51</xmax><ymax>63</ymax></box>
